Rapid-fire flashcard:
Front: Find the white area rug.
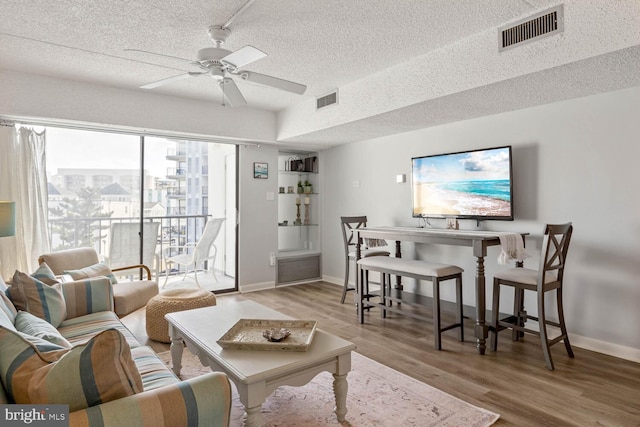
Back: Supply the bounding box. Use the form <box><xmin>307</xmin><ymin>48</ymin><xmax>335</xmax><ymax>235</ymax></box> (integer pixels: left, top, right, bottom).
<box><xmin>159</xmin><ymin>350</ymin><xmax>499</xmax><ymax>426</ymax></box>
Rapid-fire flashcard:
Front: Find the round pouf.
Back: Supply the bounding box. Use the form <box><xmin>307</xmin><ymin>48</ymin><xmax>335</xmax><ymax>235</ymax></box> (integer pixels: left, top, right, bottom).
<box><xmin>145</xmin><ymin>288</ymin><xmax>217</xmax><ymax>343</ymax></box>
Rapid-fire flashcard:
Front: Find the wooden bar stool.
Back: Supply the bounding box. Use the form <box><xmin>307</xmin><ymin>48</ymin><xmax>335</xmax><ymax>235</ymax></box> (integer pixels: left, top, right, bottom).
<box><xmin>340</xmin><ymin>216</ymin><xmax>389</xmax><ymax>304</ymax></box>
<box><xmin>491</xmin><ymin>223</ymin><xmax>574</xmax><ymax>370</ymax></box>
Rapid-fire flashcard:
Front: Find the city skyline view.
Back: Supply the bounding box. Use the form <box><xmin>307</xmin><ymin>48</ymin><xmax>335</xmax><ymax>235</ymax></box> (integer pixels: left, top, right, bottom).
<box><xmin>45</xmin><ymin>127</ymin><xmax>174</xmax><ymax>181</ymax></box>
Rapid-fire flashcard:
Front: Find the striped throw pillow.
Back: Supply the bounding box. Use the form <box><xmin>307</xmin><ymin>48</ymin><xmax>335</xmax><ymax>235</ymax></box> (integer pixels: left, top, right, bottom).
<box><xmin>0</xmin><ymin>327</ymin><xmax>143</xmax><ymax>410</ymax></box>
<box><xmin>9</xmin><ymin>271</ymin><xmax>67</xmax><ymax>327</ymax></box>
<box><xmin>14</xmin><ymin>311</ymin><xmax>72</xmax><ymax>348</ymax></box>
<box><xmin>31</xmin><ymin>263</ymin><xmax>60</xmax><ymax>286</ymax></box>
<box><xmin>64</xmin><ymin>262</ymin><xmax>118</xmax><ymax>285</ymax></box>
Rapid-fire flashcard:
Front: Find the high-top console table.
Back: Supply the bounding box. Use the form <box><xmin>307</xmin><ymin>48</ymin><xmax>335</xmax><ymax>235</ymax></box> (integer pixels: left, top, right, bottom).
<box><xmin>355</xmin><ymin>226</ymin><xmax>526</xmax><ymax>355</ymax></box>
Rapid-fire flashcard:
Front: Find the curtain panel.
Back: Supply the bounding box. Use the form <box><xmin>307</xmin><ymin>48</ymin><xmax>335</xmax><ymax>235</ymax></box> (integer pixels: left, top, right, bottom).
<box><xmin>0</xmin><ymin>126</ymin><xmax>50</xmax><ymax>278</ymax></box>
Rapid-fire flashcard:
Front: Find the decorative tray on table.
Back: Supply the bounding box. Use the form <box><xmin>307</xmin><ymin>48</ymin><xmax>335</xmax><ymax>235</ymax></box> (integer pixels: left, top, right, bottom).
<box><xmin>216</xmin><ymin>319</ymin><xmax>318</xmax><ymax>351</ymax></box>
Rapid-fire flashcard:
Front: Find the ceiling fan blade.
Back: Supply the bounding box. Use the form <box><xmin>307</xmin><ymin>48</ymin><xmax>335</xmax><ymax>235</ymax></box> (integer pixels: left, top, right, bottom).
<box><xmin>124</xmin><ymin>48</ymin><xmax>195</xmax><ymax>65</ymax></box>
<box><xmin>239</xmin><ymin>71</ymin><xmax>306</xmax><ymax>95</ymax></box>
<box><xmin>140</xmin><ymin>72</ymin><xmax>203</xmax><ymax>89</ymax></box>
<box><xmin>221</xmin><ymin>46</ymin><xmax>267</xmax><ymax>70</ymax></box>
<box><xmin>220</xmin><ymin>78</ymin><xmax>247</xmax><ymax>107</ymax></box>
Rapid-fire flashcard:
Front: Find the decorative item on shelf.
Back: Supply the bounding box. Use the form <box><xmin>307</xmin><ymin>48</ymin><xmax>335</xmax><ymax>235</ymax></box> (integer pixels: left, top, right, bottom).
<box><xmin>304</xmin><ymin>180</ymin><xmax>313</xmax><ymax>194</ymax></box>
<box><xmin>288</xmin><ymin>155</ymin><xmax>304</xmax><ymax>172</ymax></box>
<box><xmin>304</xmin><ymin>196</ymin><xmax>310</xmax><ymax>225</ymax></box>
<box><xmin>294</xmin><ymin>198</ymin><xmax>302</xmax><ymax>225</ymax></box>
<box><xmin>287</xmin><ymin>186</ymin><xmax>294</xmax><ymax>193</ymax></box>
<box><xmin>304</xmin><ymin>156</ymin><xmax>318</xmax><ymax>173</ymax></box>
<box><xmin>278</xmin><ymin>220</ymin><xmax>288</xmax><ymax>226</ymax></box>
<box><xmin>279</xmin><ymin>187</ymin><xmax>285</xmax><ymax>193</ymax></box>
<box><xmin>446</xmin><ymin>217</ymin><xmax>459</xmax><ymax>230</ymax></box>
<box><xmin>297</xmin><ymin>180</ymin><xmax>304</xmax><ymax>194</ymax></box>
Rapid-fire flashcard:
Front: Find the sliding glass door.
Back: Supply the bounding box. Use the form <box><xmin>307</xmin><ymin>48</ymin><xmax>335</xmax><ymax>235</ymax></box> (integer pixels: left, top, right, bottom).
<box><xmin>143</xmin><ymin>137</ymin><xmax>237</xmax><ymax>292</ymax></box>
<box><xmin>45</xmin><ymin>127</ymin><xmax>237</xmax><ymax>293</ymax></box>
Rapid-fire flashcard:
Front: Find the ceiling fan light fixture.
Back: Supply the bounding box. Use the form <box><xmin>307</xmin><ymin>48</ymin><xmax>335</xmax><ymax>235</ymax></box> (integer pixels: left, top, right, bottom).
<box><xmin>209</xmin><ymin>68</ymin><xmax>225</xmax><ymax>80</ymax></box>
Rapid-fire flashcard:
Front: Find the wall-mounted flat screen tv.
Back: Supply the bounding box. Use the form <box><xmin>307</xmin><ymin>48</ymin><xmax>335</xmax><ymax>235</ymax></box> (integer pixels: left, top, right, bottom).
<box><xmin>411</xmin><ymin>145</ymin><xmax>514</xmax><ymax>220</ymax></box>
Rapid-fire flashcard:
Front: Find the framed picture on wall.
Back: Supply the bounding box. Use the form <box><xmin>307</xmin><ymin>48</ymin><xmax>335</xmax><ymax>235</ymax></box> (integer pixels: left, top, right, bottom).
<box><xmin>254</xmin><ymin>162</ymin><xmax>268</xmax><ymax>179</ymax></box>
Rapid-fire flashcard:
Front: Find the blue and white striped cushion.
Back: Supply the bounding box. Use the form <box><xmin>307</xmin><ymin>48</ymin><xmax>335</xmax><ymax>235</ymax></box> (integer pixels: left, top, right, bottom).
<box><xmin>64</xmin><ymin>262</ymin><xmax>118</xmax><ymax>285</ymax></box>
<box><xmin>9</xmin><ymin>271</ymin><xmax>67</xmax><ymax>327</ymax></box>
<box><xmin>0</xmin><ymin>327</ymin><xmax>143</xmax><ymax>410</ymax></box>
<box><xmin>14</xmin><ymin>311</ymin><xmax>71</xmax><ymax>348</ymax></box>
<box><xmin>31</xmin><ymin>262</ymin><xmax>60</xmax><ymax>285</ymax></box>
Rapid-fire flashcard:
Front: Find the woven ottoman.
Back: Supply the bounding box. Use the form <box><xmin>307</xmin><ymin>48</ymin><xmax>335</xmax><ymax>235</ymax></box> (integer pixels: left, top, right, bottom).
<box><xmin>146</xmin><ymin>288</ymin><xmax>217</xmax><ymax>343</ymax></box>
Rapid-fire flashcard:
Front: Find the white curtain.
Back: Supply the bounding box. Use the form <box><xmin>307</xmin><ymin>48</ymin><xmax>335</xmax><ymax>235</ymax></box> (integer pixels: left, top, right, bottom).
<box><xmin>0</xmin><ymin>125</ymin><xmax>50</xmax><ymax>278</ymax></box>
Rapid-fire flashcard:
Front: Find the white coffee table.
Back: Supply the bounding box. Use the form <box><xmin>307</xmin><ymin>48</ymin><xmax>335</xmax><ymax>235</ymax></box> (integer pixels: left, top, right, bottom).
<box><xmin>165</xmin><ymin>300</ymin><xmax>357</xmax><ymax>427</ymax></box>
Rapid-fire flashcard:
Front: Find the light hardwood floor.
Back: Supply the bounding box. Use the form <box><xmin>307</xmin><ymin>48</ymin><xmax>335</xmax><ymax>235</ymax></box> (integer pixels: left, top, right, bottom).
<box><xmin>123</xmin><ymin>281</ymin><xmax>640</xmax><ymax>427</ymax></box>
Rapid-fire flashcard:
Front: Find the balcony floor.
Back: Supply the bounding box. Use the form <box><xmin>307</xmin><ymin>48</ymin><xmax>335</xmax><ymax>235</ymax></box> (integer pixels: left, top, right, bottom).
<box><xmin>115</xmin><ymin>268</ymin><xmax>236</xmax><ymax>294</ymax></box>
<box><xmin>158</xmin><ymin>269</ymin><xmax>236</xmax><ymax>293</ymax></box>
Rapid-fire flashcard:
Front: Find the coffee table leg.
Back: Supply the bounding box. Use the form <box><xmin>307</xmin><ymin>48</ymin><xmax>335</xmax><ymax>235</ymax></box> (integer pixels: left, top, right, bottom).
<box><xmin>244</xmin><ymin>405</ymin><xmax>265</xmax><ymax>427</ymax></box>
<box><xmin>168</xmin><ymin>325</ymin><xmax>184</xmax><ymax>376</ymax></box>
<box><xmin>333</xmin><ymin>372</ymin><xmax>348</xmax><ymax>422</ymax></box>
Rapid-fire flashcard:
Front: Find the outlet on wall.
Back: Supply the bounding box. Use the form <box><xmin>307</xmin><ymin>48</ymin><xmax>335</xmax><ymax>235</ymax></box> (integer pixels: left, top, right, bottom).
<box><xmin>269</xmin><ymin>252</ymin><xmax>275</xmax><ymax>266</ymax></box>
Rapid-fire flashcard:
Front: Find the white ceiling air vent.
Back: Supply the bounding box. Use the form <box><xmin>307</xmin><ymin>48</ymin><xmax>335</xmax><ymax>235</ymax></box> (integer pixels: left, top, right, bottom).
<box><xmin>316</xmin><ymin>90</ymin><xmax>338</xmax><ymax>110</ymax></box>
<box><xmin>499</xmin><ymin>5</ymin><xmax>564</xmax><ymax>52</ymax></box>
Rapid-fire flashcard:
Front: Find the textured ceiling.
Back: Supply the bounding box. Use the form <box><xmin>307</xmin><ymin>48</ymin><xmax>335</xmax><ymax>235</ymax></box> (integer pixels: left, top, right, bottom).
<box><xmin>1</xmin><ymin>1</ymin><xmax>640</xmax><ymax>148</ymax></box>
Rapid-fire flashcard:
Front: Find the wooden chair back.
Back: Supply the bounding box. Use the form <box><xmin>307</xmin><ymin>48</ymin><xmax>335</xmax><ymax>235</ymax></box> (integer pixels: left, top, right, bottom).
<box><xmin>538</xmin><ymin>222</ymin><xmax>573</xmax><ymax>285</ymax></box>
<box><xmin>340</xmin><ymin>216</ymin><xmax>368</xmax><ymax>257</ymax></box>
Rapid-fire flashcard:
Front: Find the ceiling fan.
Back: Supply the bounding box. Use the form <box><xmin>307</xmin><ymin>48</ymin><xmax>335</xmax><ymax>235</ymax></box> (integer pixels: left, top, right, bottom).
<box><xmin>126</xmin><ymin>25</ymin><xmax>307</xmax><ymax>107</ymax></box>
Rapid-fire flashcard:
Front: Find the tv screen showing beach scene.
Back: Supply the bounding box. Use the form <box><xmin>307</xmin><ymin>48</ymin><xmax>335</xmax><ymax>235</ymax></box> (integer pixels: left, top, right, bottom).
<box><xmin>411</xmin><ymin>146</ymin><xmax>513</xmax><ymax>220</ymax></box>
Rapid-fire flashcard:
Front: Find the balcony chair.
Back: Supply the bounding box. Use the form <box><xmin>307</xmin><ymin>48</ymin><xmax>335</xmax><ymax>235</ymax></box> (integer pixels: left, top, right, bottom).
<box><xmin>163</xmin><ymin>218</ymin><xmax>225</xmax><ymax>289</ymax></box>
<box><xmin>104</xmin><ymin>222</ymin><xmax>160</xmax><ymax>281</ymax></box>
<box><xmin>490</xmin><ymin>223</ymin><xmax>574</xmax><ymax>370</ymax></box>
<box><xmin>340</xmin><ymin>216</ymin><xmax>390</xmax><ymax>304</ymax></box>
<box><xmin>39</xmin><ymin>247</ymin><xmax>159</xmax><ymax>317</ymax></box>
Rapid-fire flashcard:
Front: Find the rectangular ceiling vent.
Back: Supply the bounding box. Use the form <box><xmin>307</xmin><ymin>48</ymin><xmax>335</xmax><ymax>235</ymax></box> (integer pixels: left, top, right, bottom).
<box><xmin>316</xmin><ymin>90</ymin><xmax>338</xmax><ymax>110</ymax></box>
<box><xmin>499</xmin><ymin>5</ymin><xmax>564</xmax><ymax>52</ymax></box>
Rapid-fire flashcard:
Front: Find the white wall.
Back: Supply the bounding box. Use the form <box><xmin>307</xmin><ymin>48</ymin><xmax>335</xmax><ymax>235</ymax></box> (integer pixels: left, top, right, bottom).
<box><xmin>0</xmin><ymin>70</ymin><xmax>276</xmax><ymax>143</ymax></box>
<box><xmin>238</xmin><ymin>144</ymin><xmax>279</xmax><ymax>291</ymax></box>
<box><xmin>321</xmin><ymin>85</ymin><xmax>640</xmax><ymax>362</ymax></box>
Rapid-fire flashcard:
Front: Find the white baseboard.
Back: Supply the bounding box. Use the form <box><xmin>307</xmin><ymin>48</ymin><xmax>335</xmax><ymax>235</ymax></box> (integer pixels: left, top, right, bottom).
<box><xmin>569</xmin><ymin>334</ymin><xmax>640</xmax><ymax>364</ymax></box>
<box><xmin>239</xmin><ymin>281</ymin><xmax>275</xmax><ymax>293</ymax></box>
<box><xmin>322</xmin><ymin>275</ymin><xmax>343</xmax><ymax>286</ymax></box>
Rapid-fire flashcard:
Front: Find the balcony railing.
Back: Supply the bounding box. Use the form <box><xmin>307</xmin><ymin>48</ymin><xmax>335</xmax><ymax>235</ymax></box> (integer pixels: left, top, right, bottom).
<box><xmin>166</xmin><ymin>149</ymin><xmax>187</xmax><ymax>159</ymax></box>
<box><xmin>166</xmin><ymin>168</ymin><xmax>186</xmax><ymax>178</ymax></box>
<box><xmin>166</xmin><ymin>188</ymin><xmax>186</xmax><ymax>196</ymax></box>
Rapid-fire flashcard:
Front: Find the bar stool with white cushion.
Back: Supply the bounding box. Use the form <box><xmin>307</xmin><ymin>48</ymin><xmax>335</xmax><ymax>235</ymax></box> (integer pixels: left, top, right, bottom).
<box><xmin>357</xmin><ymin>256</ymin><xmax>464</xmax><ymax>350</ymax></box>
<box><xmin>490</xmin><ymin>223</ymin><xmax>574</xmax><ymax>370</ymax></box>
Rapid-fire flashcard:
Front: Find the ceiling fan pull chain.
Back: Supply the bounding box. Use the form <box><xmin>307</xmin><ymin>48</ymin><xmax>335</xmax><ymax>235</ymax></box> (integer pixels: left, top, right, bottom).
<box><xmin>222</xmin><ymin>79</ymin><xmax>226</xmax><ymax>107</ymax></box>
